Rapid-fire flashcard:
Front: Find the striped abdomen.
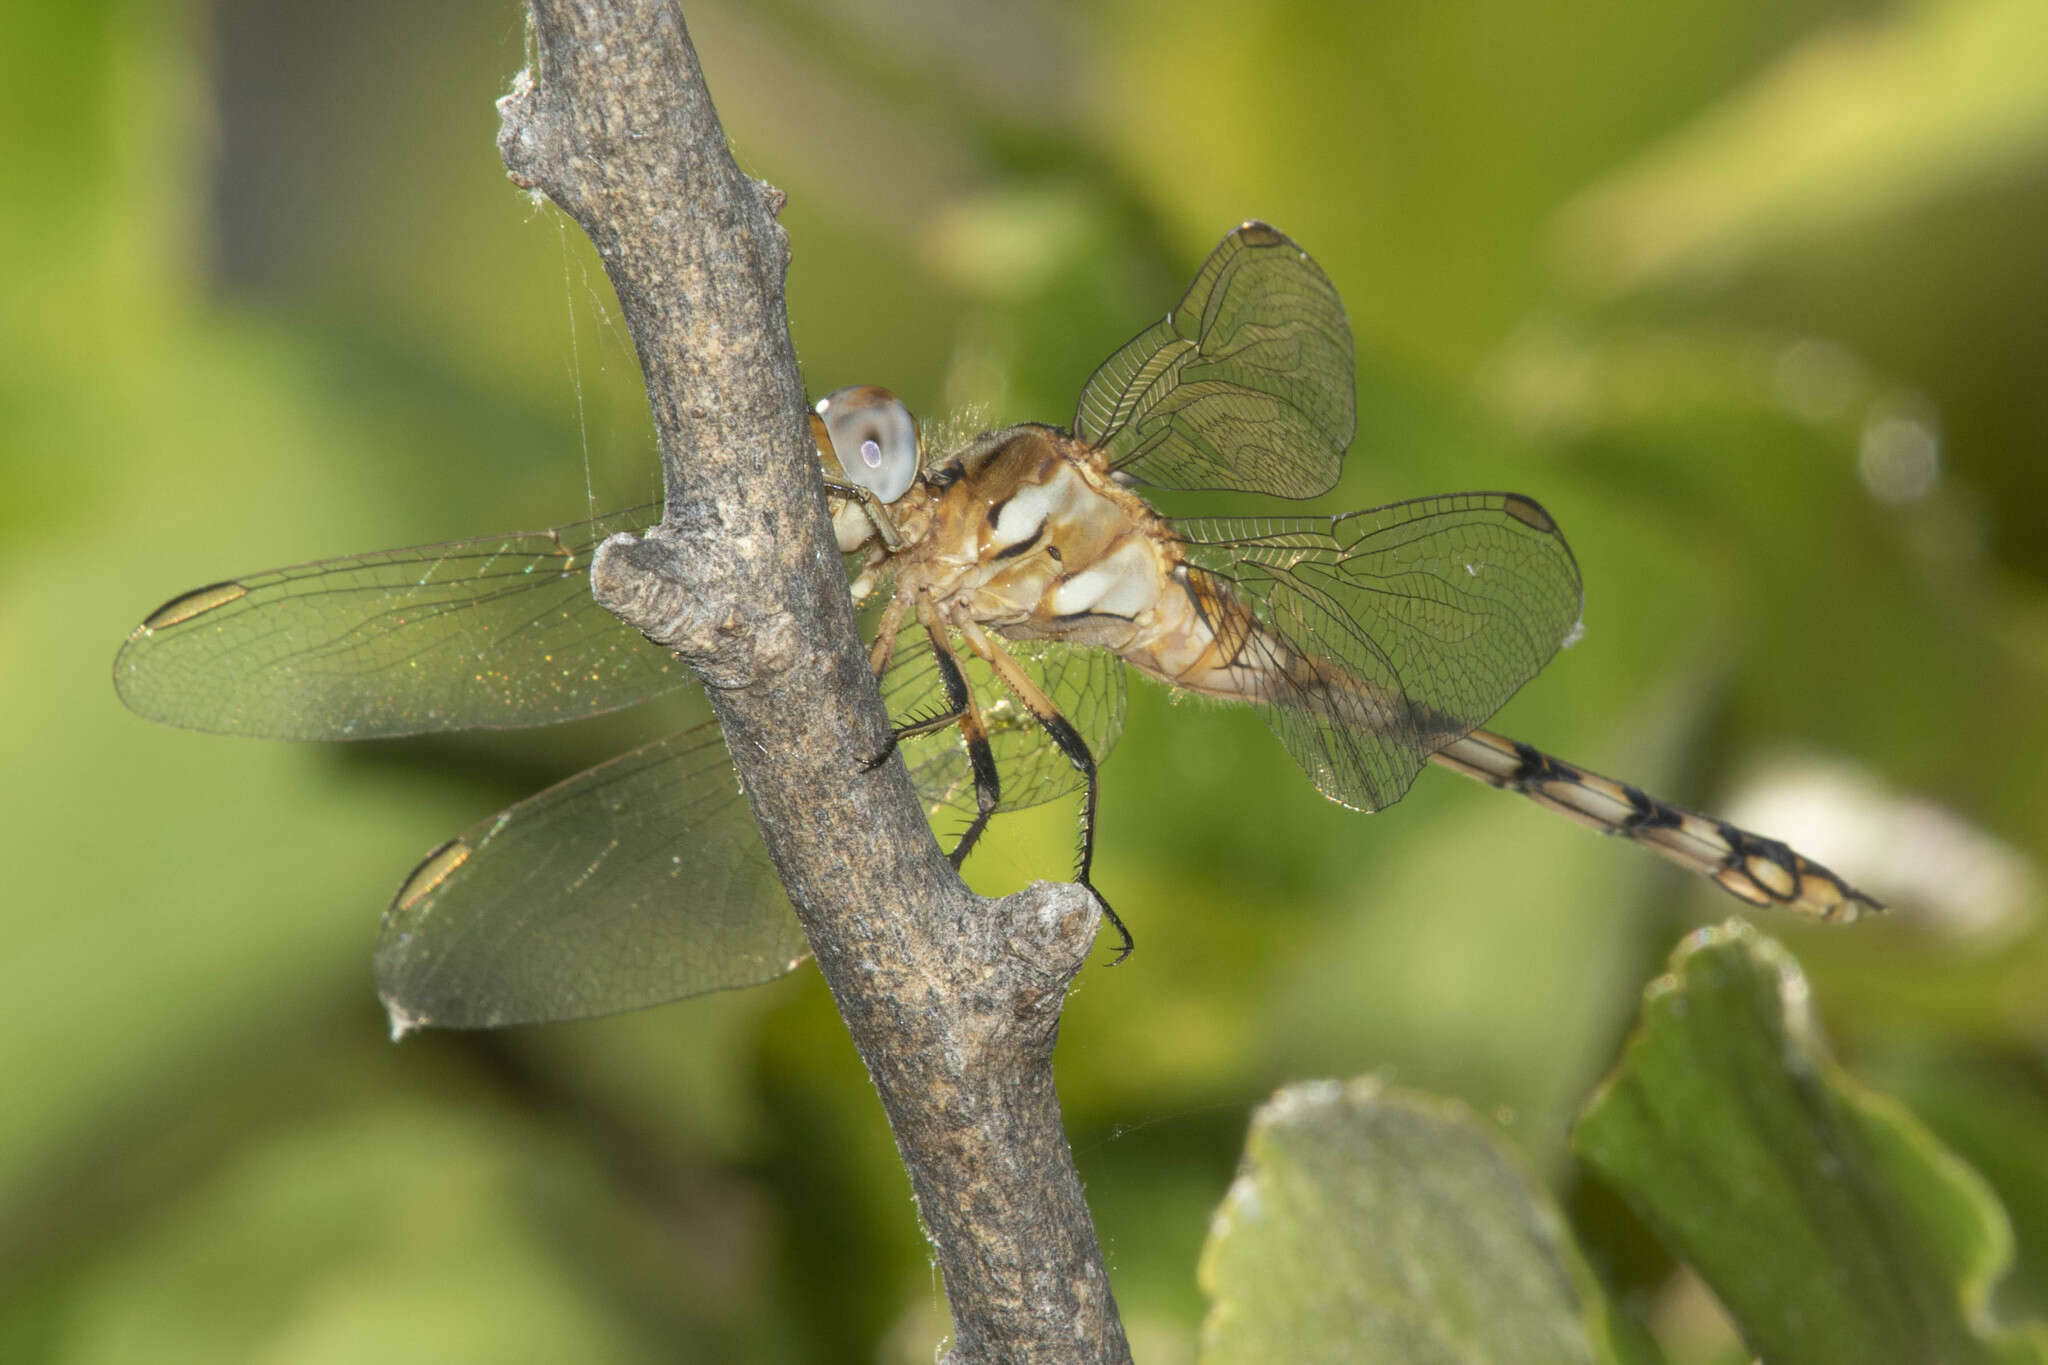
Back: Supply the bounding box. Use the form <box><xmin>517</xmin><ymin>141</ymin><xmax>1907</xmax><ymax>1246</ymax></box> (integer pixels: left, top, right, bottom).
<box><xmin>1429</xmin><ymin>729</ymin><xmax>1879</xmax><ymax>921</ymax></box>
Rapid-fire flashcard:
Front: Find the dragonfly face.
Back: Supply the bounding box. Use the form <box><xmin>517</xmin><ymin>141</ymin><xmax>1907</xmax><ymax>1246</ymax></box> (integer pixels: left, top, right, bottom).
<box><xmin>815</xmin><ymin>385</ymin><xmax>922</xmax><ymax>505</ymax></box>
<box><xmin>813</xmin><ymin>384</ymin><xmax>927</xmax><ymax>561</ymax></box>
<box><xmin>115</xmin><ymin>221</ymin><xmax>1880</xmax><ymax>1031</ymax></box>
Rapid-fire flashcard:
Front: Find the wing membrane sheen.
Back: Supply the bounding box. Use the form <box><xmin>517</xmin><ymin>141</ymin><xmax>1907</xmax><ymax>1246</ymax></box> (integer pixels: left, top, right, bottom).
<box><xmin>1074</xmin><ymin>222</ymin><xmax>1355</xmax><ymax>499</ymax></box>
<box><xmin>1176</xmin><ymin>492</ymin><xmax>1583</xmax><ymax>810</ymax></box>
<box><xmin>376</xmin><ymin>721</ymin><xmax>807</xmax><ymax>1029</ymax></box>
<box><xmin>115</xmin><ymin>504</ymin><xmax>680</xmax><ymax>739</ymax></box>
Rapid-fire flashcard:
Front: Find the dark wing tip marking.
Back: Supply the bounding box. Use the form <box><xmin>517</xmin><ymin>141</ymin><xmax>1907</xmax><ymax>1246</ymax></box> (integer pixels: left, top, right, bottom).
<box><xmin>1237</xmin><ymin>220</ymin><xmax>1285</xmax><ymax>246</ymax></box>
<box><xmin>140</xmin><ymin>580</ymin><xmax>250</xmax><ymax>632</ymax></box>
<box><xmin>390</xmin><ymin>837</ymin><xmax>473</xmax><ymax>915</ymax></box>
<box><xmin>1501</xmin><ymin>495</ymin><xmax>1558</xmax><ymax>534</ymax></box>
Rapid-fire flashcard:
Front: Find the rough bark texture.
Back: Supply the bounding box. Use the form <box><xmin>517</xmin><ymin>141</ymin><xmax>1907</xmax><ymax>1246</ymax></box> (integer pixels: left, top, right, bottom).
<box><xmin>498</xmin><ymin>4</ymin><xmax>1130</xmax><ymax>1361</ymax></box>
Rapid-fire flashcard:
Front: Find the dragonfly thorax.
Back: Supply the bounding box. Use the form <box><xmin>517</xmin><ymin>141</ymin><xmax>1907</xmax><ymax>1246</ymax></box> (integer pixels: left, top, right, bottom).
<box><xmin>885</xmin><ymin>425</ymin><xmax>1208</xmax><ymax>667</ymax></box>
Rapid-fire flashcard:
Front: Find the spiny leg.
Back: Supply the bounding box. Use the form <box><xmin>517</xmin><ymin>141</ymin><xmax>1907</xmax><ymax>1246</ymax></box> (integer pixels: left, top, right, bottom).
<box><xmin>959</xmin><ymin>619</ymin><xmax>1134</xmax><ymax>963</ymax></box>
<box><xmin>857</xmin><ymin>594</ymin><xmax>1003</xmax><ymax>868</ymax></box>
<box><xmin>912</xmin><ymin>600</ymin><xmax>1001</xmax><ymax>866</ymax></box>
<box><xmin>863</xmin><ymin>596</ymin><xmax>972</xmax><ymax>756</ymax></box>
<box><xmin>858</xmin><ymin>591</ymin><xmax>932</xmax><ymax>769</ymax></box>
<box><xmin>1430</xmin><ymin>728</ymin><xmax>1881</xmax><ymax>921</ymax></box>
<box><xmin>865</xmin><ymin>590</ymin><xmax>911</xmax><ymax>682</ymax></box>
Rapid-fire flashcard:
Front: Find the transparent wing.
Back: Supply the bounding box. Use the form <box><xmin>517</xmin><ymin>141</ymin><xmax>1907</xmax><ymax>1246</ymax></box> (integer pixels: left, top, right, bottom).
<box><xmin>114</xmin><ymin>504</ymin><xmax>681</xmax><ymax>739</ymax></box>
<box><xmin>1176</xmin><ymin>493</ymin><xmax>1583</xmax><ymax>811</ymax></box>
<box><xmin>875</xmin><ymin>615</ymin><xmax>1128</xmax><ymax>819</ymax></box>
<box><xmin>1073</xmin><ymin>222</ymin><xmax>1355</xmax><ymax>499</ymax></box>
<box><xmin>376</xmin><ymin>721</ymin><xmax>807</xmax><ymax>1030</ymax></box>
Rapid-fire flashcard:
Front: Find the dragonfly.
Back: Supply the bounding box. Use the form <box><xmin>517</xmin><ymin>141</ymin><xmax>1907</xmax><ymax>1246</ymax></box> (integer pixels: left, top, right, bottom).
<box><xmin>116</xmin><ymin>222</ymin><xmax>1879</xmax><ymax>1031</ymax></box>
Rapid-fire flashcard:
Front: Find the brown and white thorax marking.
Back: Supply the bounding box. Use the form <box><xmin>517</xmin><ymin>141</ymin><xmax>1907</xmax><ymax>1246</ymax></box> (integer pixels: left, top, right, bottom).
<box><xmin>843</xmin><ymin>424</ymin><xmax>1276</xmax><ymax>702</ymax></box>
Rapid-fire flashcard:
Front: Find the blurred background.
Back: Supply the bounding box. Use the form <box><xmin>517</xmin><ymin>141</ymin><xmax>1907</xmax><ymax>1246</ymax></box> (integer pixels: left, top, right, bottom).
<box><xmin>6</xmin><ymin>0</ymin><xmax>2047</xmax><ymax>1360</ymax></box>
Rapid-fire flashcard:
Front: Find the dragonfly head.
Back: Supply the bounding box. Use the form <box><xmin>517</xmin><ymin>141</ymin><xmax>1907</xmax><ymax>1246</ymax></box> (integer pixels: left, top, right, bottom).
<box><xmin>813</xmin><ymin>386</ymin><xmax>923</xmax><ymax>554</ymax></box>
<box><xmin>812</xmin><ymin>386</ymin><xmax>921</xmax><ymax>504</ymax></box>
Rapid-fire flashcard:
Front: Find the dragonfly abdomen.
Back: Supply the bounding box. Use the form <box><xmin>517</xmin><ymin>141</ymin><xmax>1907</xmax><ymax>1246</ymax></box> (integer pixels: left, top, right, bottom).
<box><xmin>1429</xmin><ymin>729</ymin><xmax>1880</xmax><ymax>921</ymax></box>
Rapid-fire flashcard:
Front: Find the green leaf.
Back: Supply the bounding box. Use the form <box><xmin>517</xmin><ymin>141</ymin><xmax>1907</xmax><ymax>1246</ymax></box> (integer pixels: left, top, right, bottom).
<box><xmin>1575</xmin><ymin>921</ymin><xmax>2048</xmax><ymax>1365</ymax></box>
<box><xmin>1199</xmin><ymin>1080</ymin><xmax>1644</xmax><ymax>1365</ymax></box>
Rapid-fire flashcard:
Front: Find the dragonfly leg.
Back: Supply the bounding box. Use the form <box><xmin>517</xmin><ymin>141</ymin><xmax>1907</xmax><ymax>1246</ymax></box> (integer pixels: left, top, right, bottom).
<box><xmin>866</xmin><ymin>591</ymin><xmax>911</xmax><ymax>680</ymax></box>
<box><xmin>959</xmin><ymin>620</ymin><xmax>1134</xmax><ymax>963</ymax></box>
<box><xmin>941</xmin><ymin>644</ymin><xmax>1001</xmax><ymax>869</ymax></box>
<box><xmin>859</xmin><ymin>599</ymin><xmax>1004</xmax><ymax>868</ymax></box>
<box><xmin>858</xmin><ymin>592</ymin><xmax>930</xmax><ymax>768</ymax></box>
<box><xmin>918</xmin><ymin>611</ymin><xmax>1004</xmax><ymax>864</ymax></box>
<box><xmin>862</xmin><ymin>602</ymin><xmax>973</xmax><ymax>759</ymax></box>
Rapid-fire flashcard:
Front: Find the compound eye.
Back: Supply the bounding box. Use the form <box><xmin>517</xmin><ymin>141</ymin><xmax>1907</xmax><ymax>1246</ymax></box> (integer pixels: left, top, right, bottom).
<box><xmin>816</xmin><ymin>386</ymin><xmax>919</xmax><ymax>503</ymax></box>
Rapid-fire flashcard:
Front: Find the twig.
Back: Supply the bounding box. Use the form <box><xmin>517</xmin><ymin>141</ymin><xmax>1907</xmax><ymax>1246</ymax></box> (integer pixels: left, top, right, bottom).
<box><xmin>497</xmin><ymin>4</ymin><xmax>1130</xmax><ymax>1360</ymax></box>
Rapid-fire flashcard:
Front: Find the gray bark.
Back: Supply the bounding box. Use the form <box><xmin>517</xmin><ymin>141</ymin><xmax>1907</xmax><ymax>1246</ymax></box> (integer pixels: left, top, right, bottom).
<box><xmin>498</xmin><ymin>4</ymin><xmax>1131</xmax><ymax>1360</ymax></box>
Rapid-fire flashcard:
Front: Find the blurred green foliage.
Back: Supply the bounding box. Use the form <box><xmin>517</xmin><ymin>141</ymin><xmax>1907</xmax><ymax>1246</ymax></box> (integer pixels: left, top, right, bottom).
<box><xmin>4</xmin><ymin>1</ymin><xmax>2046</xmax><ymax>1361</ymax></box>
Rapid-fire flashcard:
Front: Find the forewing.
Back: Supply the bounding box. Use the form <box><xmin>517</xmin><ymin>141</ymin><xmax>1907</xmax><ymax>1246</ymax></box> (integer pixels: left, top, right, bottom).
<box><xmin>376</xmin><ymin>721</ymin><xmax>807</xmax><ymax>1030</ymax></box>
<box><xmin>1176</xmin><ymin>493</ymin><xmax>1583</xmax><ymax>811</ymax></box>
<box><xmin>877</xmin><ymin>622</ymin><xmax>1128</xmax><ymax>819</ymax></box>
<box><xmin>115</xmin><ymin>504</ymin><xmax>681</xmax><ymax>739</ymax></box>
<box><xmin>1073</xmin><ymin>222</ymin><xmax>1354</xmax><ymax>499</ymax></box>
